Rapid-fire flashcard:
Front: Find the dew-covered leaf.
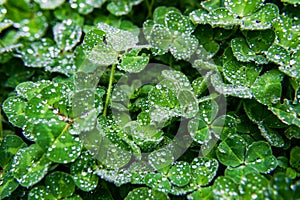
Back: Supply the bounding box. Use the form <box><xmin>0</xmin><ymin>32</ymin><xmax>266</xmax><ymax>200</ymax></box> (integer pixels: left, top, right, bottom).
<box><xmin>266</xmin><ymin>44</ymin><xmax>290</xmax><ymax>66</ymax></box>
<box><xmin>106</xmin><ymin>0</ymin><xmax>139</xmax><ymax>16</ymax></box>
<box><xmin>257</xmin><ymin>122</ymin><xmax>285</xmax><ymax>147</ymax></box>
<box><xmin>188</xmin><ymin>118</ymin><xmax>210</xmax><ymax>144</ymax></box>
<box><xmin>238</xmin><ymin>173</ymin><xmax>270</xmax><ymax>199</ymax></box>
<box><xmin>70</xmin><ymin>151</ymin><xmax>98</xmax><ymax>191</ymax></box>
<box><xmin>153</xmin><ymin>6</ymin><xmax>181</xmax><ymax>25</ymax></box>
<box><xmin>201</xmin><ymin>0</ymin><xmax>223</xmax><ymax>11</ymax></box>
<box><xmin>149</xmin><ymin>24</ymin><xmax>172</xmax><ymax>55</ymax></box>
<box><xmin>28</xmin><ymin>186</ymin><xmax>56</xmax><ymax>200</ymax></box>
<box><xmin>223</xmin><ymin>59</ymin><xmax>262</xmax><ymax>87</ymax></box>
<box><xmin>170</xmin><ymin>34</ymin><xmax>198</xmax><ymax>60</ymax></box>
<box><xmin>216</xmin><ymin>134</ymin><xmax>247</xmax><ymax>167</ymax></box>
<box><xmin>285</xmin><ymin>125</ymin><xmax>300</xmax><ymax>139</ymax></box>
<box><xmin>209</xmin><ymin>8</ymin><xmax>240</xmax><ymax>28</ymax></box>
<box><xmin>224</xmin><ymin>0</ymin><xmax>264</xmax><ymax>17</ymax></box>
<box><xmin>189</xmin><ymin>8</ymin><xmax>210</xmax><ymax>25</ymax></box>
<box><xmin>34</xmin><ymin>0</ymin><xmax>64</xmax><ymax>9</ymax></box>
<box><xmin>269</xmin><ymin>173</ymin><xmax>299</xmax><ymax>200</ymax></box>
<box><xmin>118</xmin><ymin>49</ymin><xmax>149</xmax><ymax>73</ymax></box>
<box><xmin>165</xmin><ymin>11</ymin><xmax>193</xmax><ymax>34</ymax></box>
<box><xmin>11</xmin><ymin>144</ymin><xmax>51</xmax><ymax>187</ymax></box>
<box><xmin>224</xmin><ymin>165</ymin><xmax>257</xmax><ymax>184</ymax></box>
<box><xmin>279</xmin><ymin>49</ymin><xmax>300</xmax><ymax>79</ymax></box>
<box><xmin>53</xmin><ymin>19</ymin><xmax>82</xmax><ymax>51</ymax></box>
<box><xmin>69</xmin><ymin>0</ymin><xmax>94</xmax><ymax>14</ymax></box>
<box><xmin>231</xmin><ymin>37</ymin><xmax>268</xmax><ymax>64</ymax></box>
<box><xmin>0</xmin><ymin>168</ymin><xmax>19</xmax><ymax>199</ymax></box>
<box><xmin>211</xmin><ymin>114</ymin><xmax>237</xmax><ymax>140</ymax></box>
<box><xmin>212</xmin><ymin>176</ymin><xmax>239</xmax><ymax>199</ymax></box>
<box><xmin>0</xmin><ymin>135</ymin><xmax>27</xmax><ymax>169</ymax></box>
<box><xmin>124</xmin><ymin>187</ymin><xmax>170</xmax><ymax>200</ymax></box>
<box><xmin>2</xmin><ymin>96</ymin><xmax>27</xmax><ymax>128</ymax></box>
<box><xmin>167</xmin><ymin>161</ymin><xmax>191</xmax><ymax>187</ymax></box>
<box><xmin>148</xmin><ymin>149</ymin><xmax>174</xmax><ymax>171</ymax></box>
<box><xmin>245</xmin><ymin>141</ymin><xmax>278</xmax><ymax>173</ymax></box>
<box><xmin>45</xmin><ymin>171</ymin><xmax>75</xmax><ymax>199</ymax></box>
<box><xmin>144</xmin><ymin>173</ymin><xmax>172</xmax><ymax>193</ymax></box>
<box><xmin>187</xmin><ymin>187</ymin><xmax>213</xmax><ymax>200</ymax></box>
<box><xmin>17</xmin><ymin>38</ymin><xmax>60</xmax><ymax>68</ymax></box>
<box><xmin>251</xmin><ymin>69</ymin><xmax>283</xmax><ymax>105</ymax></box>
<box><xmin>17</xmin><ymin>12</ymin><xmax>48</xmax><ymax>40</ymax></box>
<box><xmin>241</xmin><ymin>4</ymin><xmax>279</xmax><ymax>30</ymax></box>
<box><xmin>15</xmin><ymin>80</ymin><xmax>51</xmax><ymax>101</ymax></box>
<box><xmin>190</xmin><ymin>157</ymin><xmax>218</xmax><ymax>186</ymax></box>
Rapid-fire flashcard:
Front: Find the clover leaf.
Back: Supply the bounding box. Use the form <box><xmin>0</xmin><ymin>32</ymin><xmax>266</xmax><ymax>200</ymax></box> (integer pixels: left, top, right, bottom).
<box><xmin>124</xmin><ymin>187</ymin><xmax>169</xmax><ymax>200</ymax></box>
<box><xmin>34</xmin><ymin>0</ymin><xmax>65</xmax><ymax>9</ymax></box>
<box><xmin>190</xmin><ymin>157</ymin><xmax>218</xmax><ymax>186</ymax></box>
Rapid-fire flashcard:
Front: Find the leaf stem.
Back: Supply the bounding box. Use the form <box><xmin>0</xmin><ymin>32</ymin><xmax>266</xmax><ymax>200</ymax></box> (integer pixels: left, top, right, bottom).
<box><xmin>103</xmin><ymin>64</ymin><xmax>116</xmax><ymax>116</ymax></box>
<box><xmin>0</xmin><ymin>110</ymin><xmax>3</xmax><ymax>140</ymax></box>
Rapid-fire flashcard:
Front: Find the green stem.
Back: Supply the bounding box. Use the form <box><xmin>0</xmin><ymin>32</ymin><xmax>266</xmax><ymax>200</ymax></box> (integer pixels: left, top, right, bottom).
<box><xmin>145</xmin><ymin>0</ymin><xmax>154</xmax><ymax>18</ymax></box>
<box><xmin>103</xmin><ymin>64</ymin><xmax>116</xmax><ymax>116</ymax></box>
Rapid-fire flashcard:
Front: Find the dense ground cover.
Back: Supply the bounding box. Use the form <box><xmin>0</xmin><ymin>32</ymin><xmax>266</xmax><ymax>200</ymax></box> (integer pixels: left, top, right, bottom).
<box><xmin>0</xmin><ymin>0</ymin><xmax>300</xmax><ymax>199</ymax></box>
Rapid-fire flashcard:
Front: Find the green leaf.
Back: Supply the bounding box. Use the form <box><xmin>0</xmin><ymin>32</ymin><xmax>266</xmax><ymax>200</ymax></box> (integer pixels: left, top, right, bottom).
<box><xmin>224</xmin><ymin>0</ymin><xmax>264</xmax><ymax>17</ymax></box>
<box><xmin>251</xmin><ymin>69</ymin><xmax>283</xmax><ymax>105</ymax></box>
<box><xmin>243</xmin><ymin>29</ymin><xmax>275</xmax><ymax>53</ymax></box>
<box><xmin>290</xmin><ymin>146</ymin><xmax>300</xmax><ymax>171</ymax></box>
<box><xmin>0</xmin><ymin>135</ymin><xmax>27</xmax><ymax>169</ymax></box>
<box><xmin>187</xmin><ymin>187</ymin><xmax>213</xmax><ymax>200</ymax></box>
<box><xmin>0</xmin><ymin>167</ymin><xmax>19</xmax><ymax>199</ymax></box>
<box><xmin>165</xmin><ymin>11</ymin><xmax>193</xmax><ymax>34</ymax></box>
<box><xmin>209</xmin><ymin>8</ymin><xmax>240</xmax><ymax>28</ymax></box>
<box><xmin>231</xmin><ymin>37</ymin><xmax>268</xmax><ymax>64</ymax></box>
<box><xmin>266</xmin><ymin>44</ymin><xmax>290</xmax><ymax>66</ymax></box>
<box><xmin>69</xmin><ymin>0</ymin><xmax>94</xmax><ymax>14</ymax></box>
<box><xmin>245</xmin><ymin>141</ymin><xmax>278</xmax><ymax>173</ymax></box>
<box><xmin>148</xmin><ymin>149</ymin><xmax>174</xmax><ymax>171</ymax></box>
<box><xmin>45</xmin><ymin>171</ymin><xmax>75</xmax><ymax>199</ymax></box>
<box><xmin>15</xmin><ymin>80</ymin><xmax>51</xmax><ymax>101</ymax></box>
<box><xmin>107</xmin><ymin>0</ymin><xmax>140</xmax><ymax>16</ymax></box>
<box><xmin>118</xmin><ymin>49</ymin><xmax>149</xmax><ymax>73</ymax></box>
<box><xmin>241</xmin><ymin>4</ymin><xmax>279</xmax><ymax>30</ymax></box>
<box><xmin>190</xmin><ymin>157</ymin><xmax>218</xmax><ymax>186</ymax></box>
<box><xmin>149</xmin><ymin>24</ymin><xmax>172</xmax><ymax>55</ymax></box>
<box><xmin>189</xmin><ymin>8</ymin><xmax>210</xmax><ymax>25</ymax></box>
<box><xmin>34</xmin><ymin>0</ymin><xmax>65</xmax><ymax>9</ymax></box>
<box><xmin>28</xmin><ymin>186</ymin><xmax>56</xmax><ymax>200</ymax></box>
<box><xmin>153</xmin><ymin>6</ymin><xmax>181</xmax><ymax>25</ymax></box>
<box><xmin>223</xmin><ymin>59</ymin><xmax>262</xmax><ymax>87</ymax></box>
<box><xmin>269</xmin><ymin>99</ymin><xmax>300</xmax><ymax>128</ymax></box>
<box><xmin>70</xmin><ymin>151</ymin><xmax>99</xmax><ymax>191</ymax></box>
<box><xmin>217</xmin><ymin>134</ymin><xmax>247</xmax><ymax>167</ymax></box>
<box><xmin>239</xmin><ymin>173</ymin><xmax>269</xmax><ymax>199</ymax></box>
<box><xmin>167</xmin><ymin>161</ymin><xmax>191</xmax><ymax>187</ymax></box>
<box><xmin>285</xmin><ymin>125</ymin><xmax>300</xmax><ymax>139</ymax></box>
<box><xmin>144</xmin><ymin>173</ymin><xmax>172</xmax><ymax>193</ymax></box>
<box><xmin>11</xmin><ymin>144</ymin><xmax>51</xmax><ymax>187</ymax></box>
<box><xmin>279</xmin><ymin>49</ymin><xmax>300</xmax><ymax>79</ymax></box>
<box><xmin>125</xmin><ymin>187</ymin><xmax>169</xmax><ymax>200</ymax></box>
<box><xmin>257</xmin><ymin>122</ymin><xmax>285</xmax><ymax>147</ymax></box>
<box><xmin>17</xmin><ymin>38</ymin><xmax>60</xmax><ymax>68</ymax></box>
<box><xmin>225</xmin><ymin>165</ymin><xmax>257</xmax><ymax>184</ymax></box>
<box><xmin>53</xmin><ymin>19</ymin><xmax>82</xmax><ymax>51</ymax></box>
<box><xmin>169</xmin><ymin>34</ymin><xmax>198</xmax><ymax>60</ymax></box>
<box><xmin>18</xmin><ymin>13</ymin><xmax>48</xmax><ymax>40</ymax></box>
<box><xmin>212</xmin><ymin>176</ymin><xmax>239</xmax><ymax>199</ymax></box>
<box><xmin>269</xmin><ymin>173</ymin><xmax>299</xmax><ymax>199</ymax></box>
<box><xmin>2</xmin><ymin>96</ymin><xmax>27</xmax><ymax>128</ymax></box>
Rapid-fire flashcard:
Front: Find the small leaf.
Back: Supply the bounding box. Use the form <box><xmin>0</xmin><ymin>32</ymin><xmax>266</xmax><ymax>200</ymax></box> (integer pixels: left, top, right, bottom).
<box><xmin>118</xmin><ymin>49</ymin><xmax>149</xmax><ymax>73</ymax></box>
<box><xmin>168</xmin><ymin>161</ymin><xmax>191</xmax><ymax>187</ymax></box>
<box><xmin>169</xmin><ymin>34</ymin><xmax>198</xmax><ymax>60</ymax></box>
<box><xmin>149</xmin><ymin>24</ymin><xmax>172</xmax><ymax>55</ymax></box>
<box><xmin>209</xmin><ymin>8</ymin><xmax>240</xmax><ymax>28</ymax></box>
<box><xmin>144</xmin><ymin>173</ymin><xmax>172</xmax><ymax>193</ymax></box>
<box><xmin>266</xmin><ymin>44</ymin><xmax>290</xmax><ymax>66</ymax></box>
<box><xmin>224</xmin><ymin>0</ymin><xmax>264</xmax><ymax>17</ymax></box>
<box><xmin>148</xmin><ymin>149</ymin><xmax>174</xmax><ymax>171</ymax></box>
<box><xmin>243</xmin><ymin>29</ymin><xmax>275</xmax><ymax>53</ymax></box>
<box><xmin>69</xmin><ymin>0</ymin><xmax>94</xmax><ymax>14</ymax></box>
<box><xmin>245</xmin><ymin>141</ymin><xmax>278</xmax><ymax>173</ymax></box>
<box><xmin>279</xmin><ymin>49</ymin><xmax>300</xmax><ymax>79</ymax></box>
<box><xmin>70</xmin><ymin>151</ymin><xmax>99</xmax><ymax>191</ymax></box>
<box><xmin>190</xmin><ymin>157</ymin><xmax>218</xmax><ymax>186</ymax></box>
<box><xmin>269</xmin><ymin>99</ymin><xmax>300</xmax><ymax>128</ymax></box>
<box><xmin>0</xmin><ymin>168</ymin><xmax>19</xmax><ymax>199</ymax></box>
<box><xmin>238</xmin><ymin>173</ymin><xmax>269</xmax><ymax>199</ymax></box>
<box><xmin>225</xmin><ymin>165</ymin><xmax>257</xmax><ymax>184</ymax></box>
<box><xmin>34</xmin><ymin>0</ymin><xmax>65</xmax><ymax>9</ymax></box>
<box><xmin>187</xmin><ymin>187</ymin><xmax>213</xmax><ymax>200</ymax></box>
<box><xmin>251</xmin><ymin>69</ymin><xmax>283</xmax><ymax>105</ymax></box>
<box><xmin>0</xmin><ymin>135</ymin><xmax>27</xmax><ymax>169</ymax></box>
<box><xmin>28</xmin><ymin>186</ymin><xmax>56</xmax><ymax>200</ymax></box>
<box><xmin>216</xmin><ymin>134</ymin><xmax>247</xmax><ymax>167</ymax></box>
<box><xmin>124</xmin><ymin>187</ymin><xmax>169</xmax><ymax>200</ymax></box>
<box><xmin>11</xmin><ymin>144</ymin><xmax>51</xmax><ymax>187</ymax></box>
<box><xmin>241</xmin><ymin>4</ymin><xmax>279</xmax><ymax>30</ymax></box>
<box><xmin>231</xmin><ymin>37</ymin><xmax>268</xmax><ymax>64</ymax></box>
<box><xmin>290</xmin><ymin>146</ymin><xmax>300</xmax><ymax>171</ymax></box>
<box><xmin>213</xmin><ymin>176</ymin><xmax>239</xmax><ymax>199</ymax></box>
<box><xmin>2</xmin><ymin>96</ymin><xmax>27</xmax><ymax>128</ymax></box>
<box><xmin>165</xmin><ymin>11</ymin><xmax>193</xmax><ymax>34</ymax></box>
<box><xmin>153</xmin><ymin>6</ymin><xmax>181</xmax><ymax>25</ymax></box>
<box><xmin>189</xmin><ymin>8</ymin><xmax>210</xmax><ymax>25</ymax></box>
<box><xmin>45</xmin><ymin>171</ymin><xmax>75</xmax><ymax>199</ymax></box>
<box><xmin>53</xmin><ymin>19</ymin><xmax>82</xmax><ymax>51</ymax></box>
